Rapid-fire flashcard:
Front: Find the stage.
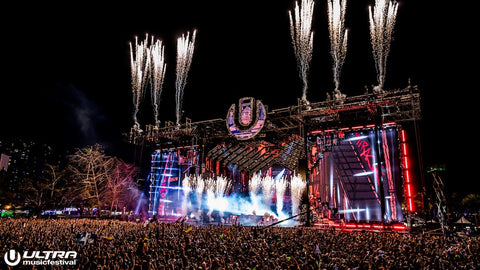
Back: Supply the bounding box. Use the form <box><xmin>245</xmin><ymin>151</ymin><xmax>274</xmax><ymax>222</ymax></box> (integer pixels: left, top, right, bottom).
<box><xmin>127</xmin><ymin>85</ymin><xmax>422</xmax><ymax>226</ymax></box>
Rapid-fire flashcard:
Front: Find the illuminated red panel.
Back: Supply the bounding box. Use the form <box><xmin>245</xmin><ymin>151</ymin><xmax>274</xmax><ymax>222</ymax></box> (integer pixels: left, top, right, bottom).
<box><xmin>345</xmin><ymin>223</ymin><xmax>357</xmax><ymax>229</ymax></box>
<box><xmin>392</xmin><ymin>224</ymin><xmax>407</xmax><ymax>231</ymax></box>
<box><xmin>408</xmin><ymin>198</ymin><xmax>414</xmax><ymax>212</ymax></box>
<box><xmin>400</xmin><ymin>129</ymin><xmax>414</xmax><ymax>212</ymax></box>
<box><xmin>403</xmin><ymin>156</ymin><xmax>409</xmax><ymax>169</ymax></box>
<box><xmin>402</xmin><ymin>142</ymin><xmax>408</xmax><ymax>156</ymax></box>
<box><xmin>400</xmin><ymin>129</ymin><xmax>407</xmax><ymax>142</ymax></box>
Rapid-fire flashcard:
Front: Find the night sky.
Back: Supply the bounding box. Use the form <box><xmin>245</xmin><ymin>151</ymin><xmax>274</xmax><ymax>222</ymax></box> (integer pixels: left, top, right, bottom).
<box><xmin>1</xmin><ymin>1</ymin><xmax>475</xmax><ymax>192</ymax></box>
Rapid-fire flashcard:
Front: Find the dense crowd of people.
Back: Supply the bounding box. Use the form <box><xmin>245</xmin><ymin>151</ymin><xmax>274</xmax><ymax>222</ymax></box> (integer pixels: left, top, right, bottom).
<box><xmin>1</xmin><ymin>218</ymin><xmax>478</xmax><ymax>269</ymax></box>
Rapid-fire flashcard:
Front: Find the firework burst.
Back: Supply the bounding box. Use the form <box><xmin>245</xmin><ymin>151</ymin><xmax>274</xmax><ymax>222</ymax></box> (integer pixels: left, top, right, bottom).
<box><xmin>261</xmin><ymin>175</ymin><xmax>275</xmax><ymax>206</ymax></box>
<box><xmin>175</xmin><ymin>30</ymin><xmax>197</xmax><ymax>126</ymax></box>
<box><xmin>129</xmin><ymin>35</ymin><xmax>151</xmax><ymax>129</ymax></box>
<box><xmin>328</xmin><ymin>0</ymin><xmax>348</xmax><ymax>98</ymax></box>
<box><xmin>369</xmin><ymin>0</ymin><xmax>398</xmax><ymax>92</ymax></box>
<box><xmin>275</xmin><ymin>176</ymin><xmax>288</xmax><ymax>217</ymax></box>
<box><xmin>149</xmin><ymin>38</ymin><xmax>166</xmax><ymax>127</ymax></box>
<box><xmin>289</xmin><ymin>0</ymin><xmax>315</xmax><ymax>103</ymax></box>
<box><xmin>290</xmin><ymin>173</ymin><xmax>306</xmax><ymax>215</ymax></box>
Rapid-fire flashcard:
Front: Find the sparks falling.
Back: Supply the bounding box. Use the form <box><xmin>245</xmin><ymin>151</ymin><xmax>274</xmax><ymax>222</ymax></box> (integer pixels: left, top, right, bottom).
<box><xmin>290</xmin><ymin>173</ymin><xmax>306</xmax><ymax>215</ymax></box>
<box><xmin>369</xmin><ymin>0</ymin><xmax>398</xmax><ymax>92</ymax></box>
<box><xmin>149</xmin><ymin>38</ymin><xmax>167</xmax><ymax>127</ymax></box>
<box><xmin>328</xmin><ymin>0</ymin><xmax>348</xmax><ymax>98</ymax></box>
<box><xmin>129</xmin><ymin>35</ymin><xmax>151</xmax><ymax>129</ymax></box>
<box><xmin>181</xmin><ymin>175</ymin><xmax>193</xmax><ymax>216</ymax></box>
<box><xmin>275</xmin><ymin>176</ymin><xmax>288</xmax><ymax>218</ymax></box>
<box><xmin>175</xmin><ymin>30</ymin><xmax>197</xmax><ymax>126</ymax></box>
<box><xmin>289</xmin><ymin>0</ymin><xmax>315</xmax><ymax>103</ymax></box>
<box><xmin>249</xmin><ymin>172</ymin><xmax>262</xmax><ymax>210</ymax></box>
<box><xmin>261</xmin><ymin>175</ymin><xmax>275</xmax><ymax>206</ymax></box>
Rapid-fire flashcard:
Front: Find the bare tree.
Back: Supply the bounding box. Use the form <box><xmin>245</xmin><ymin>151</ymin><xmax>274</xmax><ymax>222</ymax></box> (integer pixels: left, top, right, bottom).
<box><xmin>42</xmin><ymin>163</ymin><xmax>68</xmax><ymax>208</ymax></box>
<box><xmin>20</xmin><ymin>177</ymin><xmax>48</xmax><ymax>215</ymax></box>
<box><xmin>68</xmin><ymin>144</ymin><xmax>113</xmax><ymax>211</ymax></box>
<box><xmin>104</xmin><ymin>157</ymin><xmax>139</xmax><ymax>213</ymax></box>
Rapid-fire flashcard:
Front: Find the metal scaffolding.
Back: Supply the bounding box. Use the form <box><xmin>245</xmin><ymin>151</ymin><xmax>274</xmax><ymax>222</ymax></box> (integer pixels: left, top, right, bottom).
<box><xmin>127</xmin><ymin>85</ymin><xmax>421</xmax><ymax>149</ymax></box>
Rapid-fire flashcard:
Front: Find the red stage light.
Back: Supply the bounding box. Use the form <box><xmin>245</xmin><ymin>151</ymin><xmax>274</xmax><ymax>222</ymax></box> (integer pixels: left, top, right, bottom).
<box><xmin>345</xmin><ymin>223</ymin><xmax>357</xmax><ymax>229</ymax></box>
<box><xmin>392</xmin><ymin>224</ymin><xmax>407</xmax><ymax>231</ymax></box>
<box><xmin>400</xmin><ymin>129</ymin><xmax>414</xmax><ymax>212</ymax></box>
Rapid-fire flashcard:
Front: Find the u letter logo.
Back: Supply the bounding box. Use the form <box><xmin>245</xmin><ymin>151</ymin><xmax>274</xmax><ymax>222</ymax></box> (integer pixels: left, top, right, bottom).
<box><xmin>226</xmin><ymin>97</ymin><xmax>266</xmax><ymax>140</ymax></box>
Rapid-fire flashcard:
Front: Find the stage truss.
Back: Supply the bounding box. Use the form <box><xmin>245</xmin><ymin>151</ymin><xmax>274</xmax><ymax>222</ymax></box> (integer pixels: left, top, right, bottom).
<box><xmin>128</xmin><ymin>85</ymin><xmax>420</xmax><ymax>150</ymax></box>
<box><xmin>127</xmin><ymin>85</ymin><xmax>422</xmax><ymax>222</ymax></box>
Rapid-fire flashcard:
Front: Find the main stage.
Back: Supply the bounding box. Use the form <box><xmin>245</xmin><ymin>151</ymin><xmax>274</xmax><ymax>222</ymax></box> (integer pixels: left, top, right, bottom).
<box><xmin>127</xmin><ymin>85</ymin><xmax>421</xmax><ymax>226</ymax></box>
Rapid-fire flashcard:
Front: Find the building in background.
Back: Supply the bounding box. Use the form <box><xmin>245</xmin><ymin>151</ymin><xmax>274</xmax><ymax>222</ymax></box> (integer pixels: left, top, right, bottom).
<box><xmin>0</xmin><ymin>138</ymin><xmax>61</xmax><ymax>195</ymax></box>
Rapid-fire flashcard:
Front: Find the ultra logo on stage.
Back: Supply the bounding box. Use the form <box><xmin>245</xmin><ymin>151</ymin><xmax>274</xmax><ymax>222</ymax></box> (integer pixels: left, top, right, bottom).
<box><xmin>226</xmin><ymin>97</ymin><xmax>266</xmax><ymax>140</ymax></box>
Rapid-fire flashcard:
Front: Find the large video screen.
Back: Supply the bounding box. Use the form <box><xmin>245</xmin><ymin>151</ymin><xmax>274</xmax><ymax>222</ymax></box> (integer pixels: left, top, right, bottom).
<box><xmin>310</xmin><ymin>128</ymin><xmax>404</xmax><ymax>222</ymax></box>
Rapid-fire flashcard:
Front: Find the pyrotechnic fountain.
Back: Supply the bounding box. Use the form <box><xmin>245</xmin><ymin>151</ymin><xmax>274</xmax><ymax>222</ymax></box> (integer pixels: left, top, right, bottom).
<box><xmin>181</xmin><ymin>175</ymin><xmax>193</xmax><ymax>216</ymax></box>
<box><xmin>175</xmin><ymin>30</ymin><xmax>197</xmax><ymax>126</ymax></box>
<box><xmin>289</xmin><ymin>0</ymin><xmax>315</xmax><ymax>104</ymax></box>
<box><xmin>275</xmin><ymin>176</ymin><xmax>288</xmax><ymax>219</ymax></box>
<box><xmin>195</xmin><ymin>176</ymin><xmax>204</xmax><ymax>215</ymax></box>
<box><xmin>261</xmin><ymin>175</ymin><xmax>275</xmax><ymax>206</ymax></box>
<box><xmin>129</xmin><ymin>35</ymin><xmax>151</xmax><ymax>129</ymax></box>
<box><xmin>369</xmin><ymin>0</ymin><xmax>398</xmax><ymax>92</ymax></box>
<box><xmin>179</xmin><ymin>172</ymin><xmax>305</xmax><ymax>224</ymax></box>
<box><xmin>248</xmin><ymin>172</ymin><xmax>262</xmax><ymax>211</ymax></box>
<box><xmin>327</xmin><ymin>0</ymin><xmax>348</xmax><ymax>101</ymax></box>
<box><xmin>213</xmin><ymin>175</ymin><xmax>231</xmax><ymax>219</ymax></box>
<box><xmin>290</xmin><ymin>173</ymin><xmax>306</xmax><ymax>216</ymax></box>
<box><xmin>149</xmin><ymin>38</ymin><xmax>167</xmax><ymax>127</ymax></box>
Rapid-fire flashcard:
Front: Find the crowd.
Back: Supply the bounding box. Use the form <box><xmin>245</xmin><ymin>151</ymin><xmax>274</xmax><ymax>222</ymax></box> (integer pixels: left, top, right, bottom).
<box><xmin>0</xmin><ymin>218</ymin><xmax>479</xmax><ymax>269</ymax></box>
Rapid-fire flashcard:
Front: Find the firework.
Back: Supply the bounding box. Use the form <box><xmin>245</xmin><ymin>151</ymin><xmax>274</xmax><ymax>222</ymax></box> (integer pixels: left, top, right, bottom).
<box><xmin>275</xmin><ymin>176</ymin><xmax>288</xmax><ymax>217</ymax></box>
<box><xmin>195</xmin><ymin>176</ymin><xmax>205</xmax><ymax>212</ymax></box>
<box><xmin>289</xmin><ymin>0</ymin><xmax>315</xmax><ymax>103</ymax></box>
<box><xmin>149</xmin><ymin>38</ymin><xmax>167</xmax><ymax>127</ymax></box>
<box><xmin>204</xmin><ymin>177</ymin><xmax>215</xmax><ymax>216</ymax></box>
<box><xmin>249</xmin><ymin>172</ymin><xmax>262</xmax><ymax>211</ymax></box>
<box><xmin>328</xmin><ymin>0</ymin><xmax>348</xmax><ymax>98</ymax></box>
<box><xmin>181</xmin><ymin>175</ymin><xmax>193</xmax><ymax>216</ymax></box>
<box><xmin>129</xmin><ymin>35</ymin><xmax>151</xmax><ymax>129</ymax></box>
<box><xmin>215</xmin><ymin>175</ymin><xmax>232</xmax><ymax>197</ymax></box>
<box><xmin>249</xmin><ymin>172</ymin><xmax>262</xmax><ymax>196</ymax></box>
<box><xmin>369</xmin><ymin>0</ymin><xmax>398</xmax><ymax>92</ymax></box>
<box><xmin>175</xmin><ymin>30</ymin><xmax>197</xmax><ymax>126</ymax></box>
<box><xmin>214</xmin><ymin>175</ymin><xmax>232</xmax><ymax>217</ymax></box>
<box><xmin>261</xmin><ymin>175</ymin><xmax>275</xmax><ymax>206</ymax></box>
<box><xmin>290</xmin><ymin>173</ymin><xmax>306</xmax><ymax>215</ymax></box>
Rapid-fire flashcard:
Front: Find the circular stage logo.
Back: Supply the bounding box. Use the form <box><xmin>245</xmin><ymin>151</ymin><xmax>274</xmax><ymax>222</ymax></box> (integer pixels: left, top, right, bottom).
<box><xmin>4</xmin><ymin>249</ymin><xmax>21</xmax><ymax>266</ymax></box>
<box><xmin>226</xmin><ymin>97</ymin><xmax>266</xmax><ymax>140</ymax></box>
